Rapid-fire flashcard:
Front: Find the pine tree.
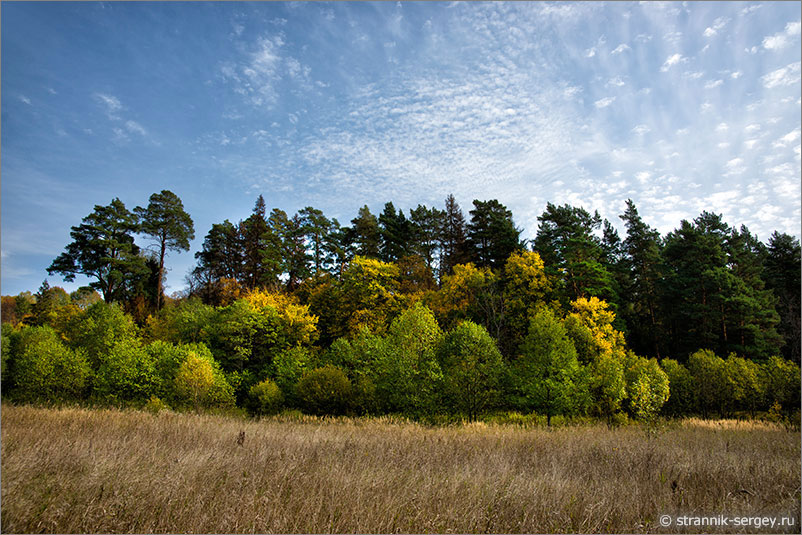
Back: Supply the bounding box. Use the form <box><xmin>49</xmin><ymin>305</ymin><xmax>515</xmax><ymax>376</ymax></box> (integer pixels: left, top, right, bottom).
<box><xmin>48</xmin><ymin>198</ymin><xmax>147</xmax><ymax>303</ymax></box>
<box><xmin>439</xmin><ymin>194</ymin><xmax>469</xmax><ymax>277</ymax></box>
<box><xmin>378</xmin><ymin>202</ymin><xmax>411</xmax><ymax>262</ymax></box>
<box><xmin>466</xmin><ymin>199</ymin><xmax>521</xmax><ymax>271</ymax></box>
<box><xmin>134</xmin><ymin>190</ymin><xmax>195</xmax><ymax>310</ymax></box>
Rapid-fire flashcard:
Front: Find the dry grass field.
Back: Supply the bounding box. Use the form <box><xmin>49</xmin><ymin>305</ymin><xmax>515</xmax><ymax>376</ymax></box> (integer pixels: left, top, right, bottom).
<box><xmin>1</xmin><ymin>404</ymin><xmax>799</xmax><ymax>534</ymax></box>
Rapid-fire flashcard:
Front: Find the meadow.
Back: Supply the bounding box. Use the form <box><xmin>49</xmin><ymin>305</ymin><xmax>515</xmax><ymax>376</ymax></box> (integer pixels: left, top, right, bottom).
<box><xmin>1</xmin><ymin>404</ymin><xmax>799</xmax><ymax>534</ymax></box>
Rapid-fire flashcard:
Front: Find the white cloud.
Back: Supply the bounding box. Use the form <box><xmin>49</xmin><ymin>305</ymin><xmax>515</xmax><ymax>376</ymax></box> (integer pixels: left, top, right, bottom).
<box><xmin>762</xmin><ymin>62</ymin><xmax>801</xmax><ymax>88</ymax></box>
<box><xmin>611</xmin><ymin>43</ymin><xmax>630</xmax><ymax>54</ymax></box>
<box><xmin>773</xmin><ymin>128</ymin><xmax>801</xmax><ymax>147</ymax></box>
<box><xmin>730</xmin><ymin>71</ymin><xmax>742</xmax><ymax>79</ymax></box>
<box><xmin>594</xmin><ymin>97</ymin><xmax>616</xmax><ymax>108</ymax></box>
<box><xmin>660</xmin><ymin>53</ymin><xmax>684</xmax><ymax>72</ymax></box>
<box><xmin>222</xmin><ymin>35</ymin><xmax>288</xmax><ymax>107</ymax></box>
<box><xmin>704</xmin><ymin>79</ymin><xmax>723</xmax><ymax>89</ymax></box>
<box><xmin>703</xmin><ymin>17</ymin><xmax>729</xmax><ymax>37</ymax></box>
<box><xmin>744</xmin><ymin>139</ymin><xmax>759</xmax><ymax>150</ymax></box>
<box><xmin>740</xmin><ymin>4</ymin><xmax>762</xmax><ymax>16</ymax></box>
<box><xmin>763</xmin><ymin>21</ymin><xmax>801</xmax><ymax>50</ymax></box>
<box><xmin>93</xmin><ymin>93</ymin><xmax>122</xmax><ymax>117</ymax></box>
<box><xmin>724</xmin><ymin>157</ymin><xmax>745</xmax><ymax>175</ymax></box>
<box><xmin>632</xmin><ymin>124</ymin><xmax>650</xmax><ymax>136</ymax></box>
<box><xmin>585</xmin><ymin>47</ymin><xmax>596</xmax><ymax>58</ymax></box>
<box><xmin>19</xmin><ymin>95</ymin><xmax>31</xmax><ymax>105</ymax></box>
<box><xmin>607</xmin><ymin>76</ymin><xmax>625</xmax><ymax>87</ymax></box>
<box><xmin>124</xmin><ymin>120</ymin><xmax>147</xmax><ymax>136</ymax></box>
<box><xmin>563</xmin><ymin>86</ymin><xmax>582</xmax><ymax>99</ymax></box>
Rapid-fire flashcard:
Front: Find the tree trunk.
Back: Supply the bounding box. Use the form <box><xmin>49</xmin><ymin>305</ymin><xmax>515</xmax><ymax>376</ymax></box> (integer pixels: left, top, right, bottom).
<box><xmin>157</xmin><ymin>239</ymin><xmax>167</xmax><ymax>311</ymax></box>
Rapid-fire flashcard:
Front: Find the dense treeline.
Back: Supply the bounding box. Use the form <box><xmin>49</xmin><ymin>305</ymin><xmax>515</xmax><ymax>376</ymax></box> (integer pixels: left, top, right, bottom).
<box><xmin>1</xmin><ymin>191</ymin><xmax>800</xmax><ymax>424</ymax></box>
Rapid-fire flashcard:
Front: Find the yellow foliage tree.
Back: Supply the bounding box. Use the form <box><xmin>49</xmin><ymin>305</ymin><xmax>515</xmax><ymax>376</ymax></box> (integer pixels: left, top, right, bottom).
<box><xmin>565</xmin><ymin>296</ymin><xmax>627</xmax><ymax>362</ymax></box>
<box><xmin>340</xmin><ymin>256</ymin><xmax>403</xmax><ymax>335</ymax></box>
<box><xmin>174</xmin><ymin>353</ymin><xmax>216</xmax><ymax>411</ymax></box>
<box><xmin>244</xmin><ymin>288</ymin><xmax>318</xmax><ymax>346</ymax></box>
<box><xmin>427</xmin><ymin>263</ymin><xmax>495</xmax><ymax>329</ymax></box>
<box><xmin>503</xmin><ymin>251</ymin><xmax>554</xmax><ymax>343</ymax></box>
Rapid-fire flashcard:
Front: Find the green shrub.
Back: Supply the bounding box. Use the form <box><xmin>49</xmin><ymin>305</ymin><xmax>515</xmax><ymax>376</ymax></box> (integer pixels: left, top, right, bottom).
<box><xmin>144</xmin><ymin>395</ymin><xmax>170</xmax><ymax>413</ymax></box>
<box><xmin>660</xmin><ymin>359</ymin><xmax>693</xmax><ymax>416</ymax></box>
<box><xmin>93</xmin><ymin>339</ymin><xmax>158</xmax><ymax>405</ymax></box>
<box><xmin>7</xmin><ymin>325</ymin><xmax>90</xmax><ymax>402</ymax></box>
<box><xmin>248</xmin><ymin>378</ymin><xmax>284</xmax><ymax>415</ymax></box>
<box><xmin>296</xmin><ymin>365</ymin><xmax>352</xmax><ymax>415</ymax></box>
<box><xmin>271</xmin><ymin>346</ymin><xmax>315</xmax><ymax>406</ymax></box>
<box><xmin>1</xmin><ymin>323</ymin><xmax>16</xmax><ymax>383</ymax></box>
<box><xmin>63</xmin><ymin>302</ymin><xmax>138</xmax><ymax>368</ymax></box>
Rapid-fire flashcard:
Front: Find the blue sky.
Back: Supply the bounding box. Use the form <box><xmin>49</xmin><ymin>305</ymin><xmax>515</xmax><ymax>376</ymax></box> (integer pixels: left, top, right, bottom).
<box><xmin>2</xmin><ymin>1</ymin><xmax>800</xmax><ymax>297</ymax></box>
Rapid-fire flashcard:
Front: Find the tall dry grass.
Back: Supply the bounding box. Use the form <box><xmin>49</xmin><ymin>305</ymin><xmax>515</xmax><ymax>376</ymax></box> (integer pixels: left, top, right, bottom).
<box><xmin>1</xmin><ymin>404</ymin><xmax>799</xmax><ymax>533</ymax></box>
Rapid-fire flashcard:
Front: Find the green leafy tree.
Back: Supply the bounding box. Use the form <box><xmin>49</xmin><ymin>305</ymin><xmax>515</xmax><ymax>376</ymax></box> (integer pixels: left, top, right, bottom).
<box><xmin>144</xmin><ymin>297</ymin><xmax>216</xmax><ymax>345</ymax></box>
<box><xmin>438</xmin><ymin>321</ymin><xmax>505</xmax><ymax>421</ymax></box>
<box><xmin>660</xmin><ymin>359</ymin><xmax>693</xmax><ymax>416</ymax></box>
<box><xmin>589</xmin><ymin>351</ymin><xmax>627</xmax><ymax>427</ymax></box>
<box><xmin>1</xmin><ymin>323</ymin><xmax>15</xmax><ymax>381</ymax></box>
<box><xmin>134</xmin><ymin>190</ymin><xmax>195</xmax><ymax>310</ymax></box>
<box><xmin>270</xmin><ymin>346</ymin><xmax>315</xmax><ymax>407</ymax></box>
<box><xmin>761</xmin><ymin>356</ymin><xmax>801</xmax><ymax>416</ymax></box>
<box><xmin>687</xmin><ymin>349</ymin><xmax>728</xmax><ymax>418</ymax></box>
<box><xmin>514</xmin><ymin>308</ymin><xmax>583</xmax><ymax>426</ymax></box>
<box><xmin>48</xmin><ymin>198</ymin><xmax>148</xmax><ymax>303</ymax></box>
<box><xmin>5</xmin><ymin>325</ymin><xmax>90</xmax><ymax>402</ymax></box>
<box><xmin>93</xmin><ymin>338</ymin><xmax>158</xmax><ymax>405</ymax></box>
<box><xmin>62</xmin><ymin>301</ymin><xmax>139</xmax><ymax>369</ymax></box>
<box><xmin>374</xmin><ymin>303</ymin><xmax>443</xmax><ymax>414</ymax></box>
<box><xmin>623</xmin><ymin>353</ymin><xmax>670</xmax><ymax>421</ymax></box>
<box><xmin>724</xmin><ymin>354</ymin><xmax>763</xmax><ymax>417</ymax></box>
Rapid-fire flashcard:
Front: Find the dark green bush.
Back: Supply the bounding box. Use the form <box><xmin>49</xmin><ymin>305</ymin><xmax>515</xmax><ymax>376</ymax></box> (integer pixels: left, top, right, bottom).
<box><xmin>296</xmin><ymin>365</ymin><xmax>352</xmax><ymax>415</ymax></box>
<box><xmin>248</xmin><ymin>378</ymin><xmax>284</xmax><ymax>415</ymax></box>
